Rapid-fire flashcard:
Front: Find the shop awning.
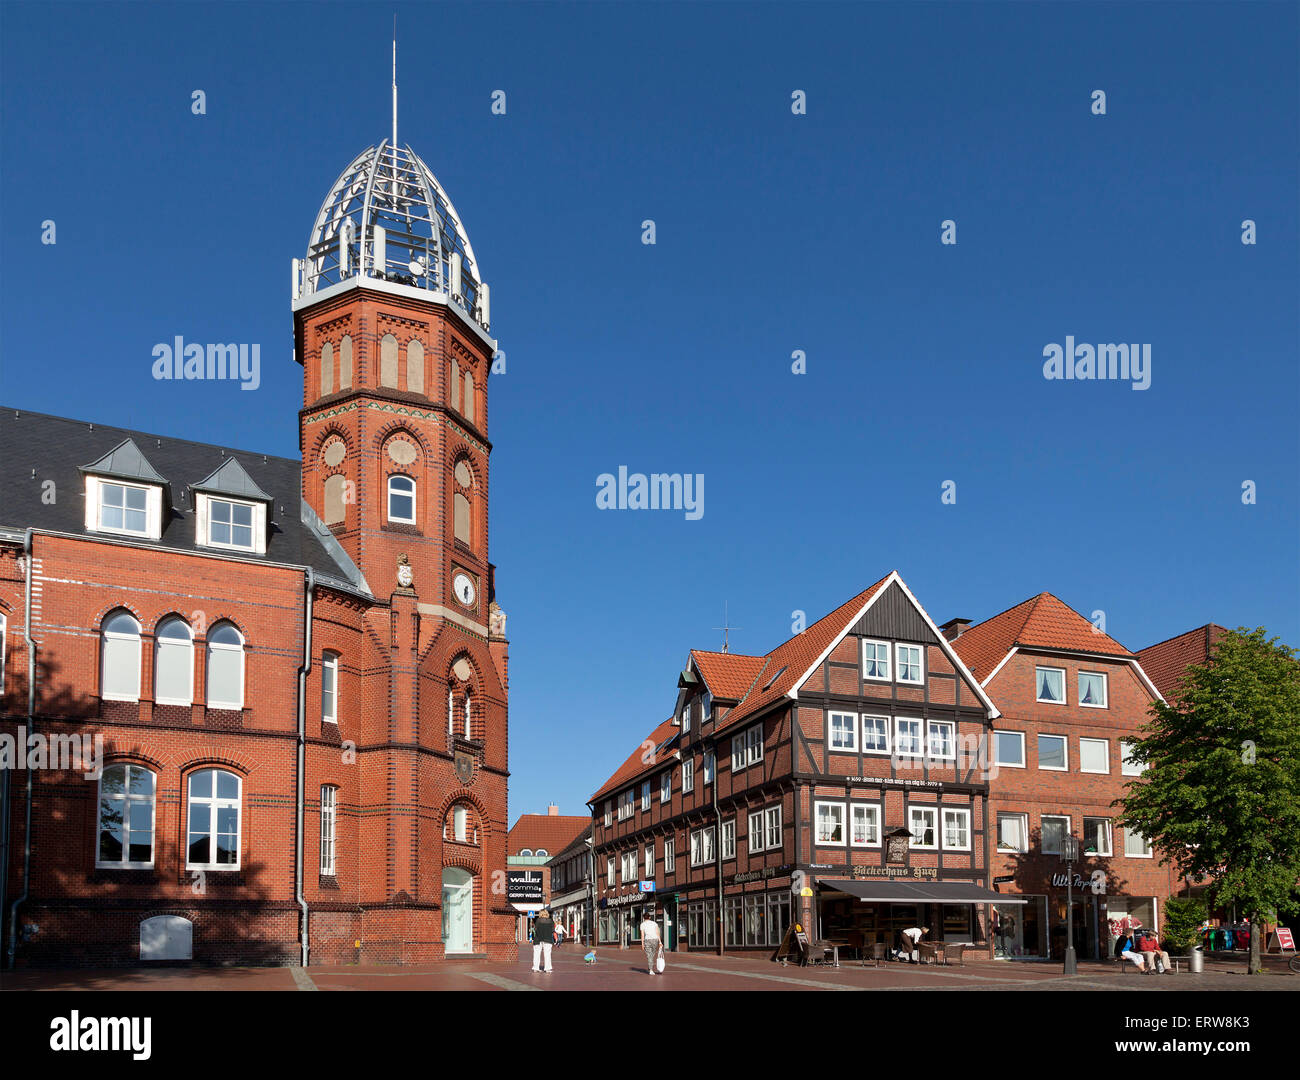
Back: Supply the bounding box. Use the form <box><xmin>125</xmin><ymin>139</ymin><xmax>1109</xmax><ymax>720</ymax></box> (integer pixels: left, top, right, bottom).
<box><xmin>817</xmin><ymin>878</ymin><xmax>1026</xmax><ymax>905</ymax></box>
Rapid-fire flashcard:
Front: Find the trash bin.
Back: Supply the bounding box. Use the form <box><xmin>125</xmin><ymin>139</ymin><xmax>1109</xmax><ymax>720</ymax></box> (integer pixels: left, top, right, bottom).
<box><xmin>1189</xmin><ymin>946</ymin><xmax>1204</xmax><ymax>973</ymax></box>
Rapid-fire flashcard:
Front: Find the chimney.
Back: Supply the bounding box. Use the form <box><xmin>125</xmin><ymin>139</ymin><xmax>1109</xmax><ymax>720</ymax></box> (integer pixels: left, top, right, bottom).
<box><xmin>940</xmin><ymin>617</ymin><xmax>972</xmax><ymax>641</ymax></box>
<box><xmin>547</xmin><ymin>804</ymin><xmax>559</xmax><ymax>816</ymax></box>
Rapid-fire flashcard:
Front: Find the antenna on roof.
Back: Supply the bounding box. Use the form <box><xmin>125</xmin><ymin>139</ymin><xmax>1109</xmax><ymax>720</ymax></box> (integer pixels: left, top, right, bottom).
<box><xmin>391</xmin><ymin>16</ymin><xmax>398</xmax><ymax>153</ymax></box>
<box><xmin>713</xmin><ymin>602</ymin><xmax>742</xmax><ymax>654</ymax></box>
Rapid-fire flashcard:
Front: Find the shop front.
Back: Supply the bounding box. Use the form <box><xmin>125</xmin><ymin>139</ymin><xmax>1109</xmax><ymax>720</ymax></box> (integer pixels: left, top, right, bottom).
<box><xmin>993</xmin><ymin>890</ymin><xmax>1158</xmax><ymax>960</ymax></box>
<box><xmin>816</xmin><ymin>878</ymin><xmax>1013</xmax><ymax>957</ymax></box>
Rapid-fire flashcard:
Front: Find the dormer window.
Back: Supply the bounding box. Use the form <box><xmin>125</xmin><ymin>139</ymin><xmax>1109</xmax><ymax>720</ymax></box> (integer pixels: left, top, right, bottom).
<box><xmin>99</xmin><ymin>481</ymin><xmax>149</xmax><ymax>535</ymax></box>
<box><xmin>207</xmin><ymin>498</ymin><xmax>256</xmax><ymax>550</ymax></box>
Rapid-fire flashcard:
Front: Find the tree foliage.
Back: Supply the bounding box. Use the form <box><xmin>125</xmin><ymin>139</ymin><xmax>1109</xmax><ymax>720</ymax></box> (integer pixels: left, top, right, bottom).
<box><xmin>1119</xmin><ymin>627</ymin><xmax>1300</xmax><ymax>971</ymax></box>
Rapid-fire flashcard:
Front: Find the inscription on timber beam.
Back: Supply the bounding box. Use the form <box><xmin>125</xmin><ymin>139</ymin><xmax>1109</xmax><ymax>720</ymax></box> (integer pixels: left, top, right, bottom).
<box><xmin>850</xmin><ymin>865</ymin><xmax>939</xmax><ymax>880</ymax></box>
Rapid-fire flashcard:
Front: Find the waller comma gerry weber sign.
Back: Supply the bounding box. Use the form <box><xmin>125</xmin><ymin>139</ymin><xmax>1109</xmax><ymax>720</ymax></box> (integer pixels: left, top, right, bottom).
<box><xmin>507</xmin><ymin>870</ymin><xmax>544</xmax><ymax>912</ymax></box>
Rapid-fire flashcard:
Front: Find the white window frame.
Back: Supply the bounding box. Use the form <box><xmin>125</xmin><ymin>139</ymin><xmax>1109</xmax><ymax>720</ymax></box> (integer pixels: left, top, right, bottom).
<box><xmin>101</xmin><ymin>611</ymin><xmax>142</xmax><ymax>702</ymax></box>
<box><xmin>703</xmin><ymin>750</ymin><xmax>715</xmax><ymax>786</ymax></box>
<box><xmin>645</xmin><ymin>842</ymin><xmax>655</xmax><ymax>877</ymax></box>
<box><xmin>861</xmin><ymin>714</ymin><xmax>890</xmax><ymax>754</ymax></box>
<box><xmin>606</xmin><ymin>857</ymin><xmax>615</xmax><ymax>886</ymax></box>
<box><xmin>1079</xmin><ymin>737</ymin><xmax>1110</xmax><ymax>774</ymax></box>
<box><xmin>828</xmin><ymin>710</ymin><xmax>858</xmax><ymax>752</ymax></box>
<box><xmin>641</xmin><ymin>780</ymin><xmax>651</xmax><ymax>811</ymax></box>
<box><xmin>96</xmin><ymin>764</ymin><xmax>156</xmax><ymax>869</ymax></box>
<box><xmin>721</xmin><ymin>819</ymin><xmax>736</xmax><ymax>860</ymax></box>
<box><xmin>664</xmin><ymin>837</ymin><xmax>675</xmax><ymax>874</ymax></box>
<box><xmin>93</xmin><ymin>478</ymin><xmax>154</xmax><ymax>538</ymax></box>
<box><xmin>682</xmin><ymin>758</ymin><xmax>694</xmax><ymax>794</ymax></box>
<box><xmin>1035</xmin><ymin>665</ymin><xmax>1067</xmax><ymax>705</ymax></box>
<box><xmin>1037</xmin><ymin>732</ymin><xmax>1069</xmax><ymax>771</ymax></box>
<box><xmin>748</xmin><ymin>810</ymin><xmax>765</xmax><ymax>853</ymax></box>
<box><xmin>746</xmin><ymin>726</ymin><xmax>763</xmax><ymax>765</ymax></box>
<box><xmin>1078</xmin><ymin>670</ymin><xmax>1108</xmax><ymax>709</ymax></box>
<box><xmin>908</xmin><ymin>806</ymin><xmax>938</xmax><ymax>849</ymax></box>
<box><xmin>185</xmin><ymin>768</ymin><xmax>242</xmax><ymax>871</ymax></box>
<box><xmin>895</xmin><ymin>643</ymin><xmax>924</xmax><ymax>685</ymax></box>
<box><xmin>730</xmin><ymin>734</ymin><xmax>745</xmax><ymax>772</ymax></box>
<box><xmin>320</xmin><ymin>785</ymin><xmax>337</xmax><ymax>876</ymax></box>
<box><xmin>1040</xmin><ymin>814</ymin><xmax>1071</xmax><ymax>856</ymax></box>
<box><xmin>815</xmin><ymin>801</ymin><xmax>846</xmax><ymax>846</ymax></box>
<box><xmin>1125</xmin><ymin>827</ymin><xmax>1153</xmax><ymax>858</ymax></box>
<box><xmin>993</xmin><ymin>729</ymin><xmax>1026</xmax><ymax>768</ymax></box>
<box><xmin>765</xmin><ymin>805</ymin><xmax>782</xmax><ymax>850</ymax></box>
<box><xmin>894</xmin><ymin>716</ymin><xmax>923</xmax><ymax>758</ymax></box>
<box><xmin>927</xmin><ymin>719</ymin><xmax>955</xmax><ymax>760</ymax></box>
<box><xmin>386</xmin><ymin>474</ymin><xmax>417</xmax><ymax>524</ymax></box>
<box><xmin>997</xmin><ymin>811</ymin><xmax>1029</xmax><ymax>853</ymax></box>
<box><xmin>622</xmin><ymin>850</ymin><xmax>637</xmax><ymax>881</ymax></box>
<box><xmin>153</xmin><ymin>617</ymin><xmax>194</xmax><ymax>706</ymax></box>
<box><xmin>660</xmin><ymin>771</ymin><xmax>671</xmax><ymax>804</ymax></box>
<box><xmin>321</xmin><ymin>651</ymin><xmax>339</xmax><ymax>723</ymax></box>
<box><xmin>205</xmin><ymin>623</ymin><xmax>245</xmax><ymax>711</ymax></box>
<box><xmin>850</xmin><ymin>803</ymin><xmax>881</xmax><ymax>848</ymax></box>
<box><xmin>690</xmin><ymin>826</ymin><xmax>715</xmax><ymax>867</ymax></box>
<box><xmin>604</xmin><ymin>802</ymin><xmax>612</xmax><ymax>828</ymax></box>
<box><xmin>862</xmin><ymin>638</ymin><xmax>891</xmax><ymax>681</ymax></box>
<box><xmin>1120</xmin><ymin>740</ymin><xmax>1145</xmax><ymax>776</ymax></box>
<box><xmin>199</xmin><ymin>493</ymin><xmax>264</xmax><ymax>554</ymax></box>
<box><xmin>942</xmin><ymin>808</ymin><xmax>971</xmax><ymax>851</ymax></box>
<box><xmin>1083</xmin><ymin>816</ymin><xmax>1113</xmax><ymax>857</ymax></box>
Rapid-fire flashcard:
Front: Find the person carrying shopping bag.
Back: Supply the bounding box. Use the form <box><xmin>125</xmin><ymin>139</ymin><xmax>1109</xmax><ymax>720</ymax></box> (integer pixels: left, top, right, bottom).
<box><xmin>639</xmin><ymin>909</ymin><xmax>664</xmax><ymax>976</ymax></box>
<box><xmin>531</xmin><ymin>908</ymin><xmax>555</xmax><ymax>973</ymax></box>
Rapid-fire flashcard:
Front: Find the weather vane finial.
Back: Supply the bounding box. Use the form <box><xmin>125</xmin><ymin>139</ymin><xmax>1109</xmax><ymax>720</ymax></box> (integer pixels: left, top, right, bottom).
<box><xmin>712</xmin><ymin>602</ymin><xmax>742</xmax><ymax>654</ymax></box>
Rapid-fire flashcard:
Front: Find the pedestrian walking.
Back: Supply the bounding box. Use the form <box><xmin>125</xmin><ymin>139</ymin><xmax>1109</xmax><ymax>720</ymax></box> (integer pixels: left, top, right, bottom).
<box><xmin>555</xmin><ymin>923</ymin><xmax>566</xmax><ymax>949</ymax></box>
<box><xmin>532</xmin><ymin>908</ymin><xmax>555</xmax><ymax>973</ymax></box>
<box><xmin>640</xmin><ymin>909</ymin><xmax>664</xmax><ymax>976</ymax></box>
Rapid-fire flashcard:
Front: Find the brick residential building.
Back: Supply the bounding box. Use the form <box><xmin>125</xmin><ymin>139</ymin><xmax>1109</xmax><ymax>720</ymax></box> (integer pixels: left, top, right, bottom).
<box><xmin>506</xmin><ymin>806</ymin><xmax>588</xmax><ymax>940</ymax></box>
<box><xmin>1137</xmin><ymin>624</ymin><xmax>1230</xmax><ymax>703</ymax></box>
<box><xmin>946</xmin><ymin>594</ymin><xmax>1181</xmax><ymax>960</ymax></box>
<box><xmin>588</xmin><ymin>570</ymin><xmax>1007</xmax><ymax>957</ymax></box>
<box><xmin>0</xmin><ymin>135</ymin><xmax>515</xmax><ymax>966</ymax></box>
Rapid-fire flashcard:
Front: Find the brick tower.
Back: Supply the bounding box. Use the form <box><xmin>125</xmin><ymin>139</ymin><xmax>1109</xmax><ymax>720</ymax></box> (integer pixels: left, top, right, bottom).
<box><xmin>291</xmin><ymin>136</ymin><xmax>512</xmax><ymax>960</ymax></box>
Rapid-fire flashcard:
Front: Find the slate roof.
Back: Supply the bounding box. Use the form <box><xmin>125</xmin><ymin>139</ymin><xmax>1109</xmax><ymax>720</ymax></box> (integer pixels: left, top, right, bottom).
<box><xmin>0</xmin><ymin>407</ymin><xmax>368</xmax><ymax>594</ymax></box>
<box><xmin>192</xmin><ymin>456</ymin><xmax>272</xmax><ymax>502</ymax></box>
<box><xmin>951</xmin><ymin>592</ymin><xmax>1134</xmax><ymax>683</ymax></box>
<box><xmin>1137</xmin><ymin>624</ymin><xmax>1229</xmax><ymax>702</ymax></box>
<box><xmin>507</xmin><ymin>813</ymin><xmax>591</xmax><ymax>857</ymax></box>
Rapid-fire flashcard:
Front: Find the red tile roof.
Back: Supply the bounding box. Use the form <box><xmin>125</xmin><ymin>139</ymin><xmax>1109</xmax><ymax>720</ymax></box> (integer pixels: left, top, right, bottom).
<box><xmin>589</xmin><ymin>572</ymin><xmax>898</xmax><ymax>803</ymax></box>
<box><xmin>952</xmin><ymin>592</ymin><xmax>1134</xmax><ymax>682</ymax></box>
<box><xmin>1137</xmin><ymin>624</ymin><xmax>1228</xmax><ymax>702</ymax></box>
<box><xmin>507</xmin><ymin>814</ymin><xmax>591</xmax><ymax>856</ymax></box>
<box><xmin>590</xmin><ymin>717</ymin><xmax>679</xmax><ymax>804</ymax></box>
<box><xmin>690</xmin><ymin>650</ymin><xmax>766</xmax><ymax>699</ymax></box>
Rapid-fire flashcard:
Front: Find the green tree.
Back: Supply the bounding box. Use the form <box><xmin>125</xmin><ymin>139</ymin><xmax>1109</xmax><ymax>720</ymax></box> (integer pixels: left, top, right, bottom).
<box><xmin>1118</xmin><ymin>627</ymin><xmax>1300</xmax><ymax>975</ymax></box>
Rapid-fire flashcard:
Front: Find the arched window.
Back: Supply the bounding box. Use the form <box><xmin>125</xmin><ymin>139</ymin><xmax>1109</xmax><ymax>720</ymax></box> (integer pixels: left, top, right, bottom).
<box><xmin>339</xmin><ymin>335</ymin><xmax>353</xmax><ymax>388</ymax></box>
<box><xmin>323</xmin><ymin>473</ymin><xmax>348</xmax><ymax>526</ymax></box>
<box><xmin>535</xmin><ymin>849</ymin><xmax>549</xmax><ymax>858</ymax></box>
<box><xmin>519</xmin><ymin>848</ymin><xmax>533</xmax><ymax>857</ymax></box>
<box><xmin>451</xmin><ymin>358</ymin><xmax>460</xmax><ymax>411</ymax></box>
<box><xmin>320</xmin><ymin>785</ymin><xmax>337</xmax><ymax>876</ymax></box>
<box><xmin>206</xmin><ymin>622</ymin><xmax>245</xmax><ymax>710</ymax></box>
<box><xmin>464</xmin><ymin>692</ymin><xmax>472</xmax><ymax>739</ymax></box>
<box><xmin>454</xmin><ymin>459</ymin><xmax>473</xmax><ymax>547</ymax></box>
<box><xmin>321</xmin><ymin>651</ymin><xmax>339</xmax><ymax>723</ymax></box>
<box><xmin>447</xmin><ymin>688</ymin><xmax>455</xmax><ymax>740</ymax></box>
<box><xmin>320</xmin><ymin>341</ymin><xmax>334</xmax><ymax>396</ymax></box>
<box><xmin>380</xmin><ymin>333</ymin><xmax>399</xmax><ymax>387</ymax></box>
<box><xmin>453</xmin><ymin>805</ymin><xmax>470</xmax><ymax>842</ymax></box>
<box><xmin>388</xmin><ymin>475</ymin><xmax>416</xmax><ymax>524</ymax></box>
<box><xmin>97</xmin><ymin>763</ymin><xmax>155</xmax><ymax>868</ymax></box>
<box><xmin>154</xmin><ymin>616</ymin><xmax>193</xmax><ymax>706</ymax></box>
<box><xmin>406</xmin><ymin>338</ymin><xmax>424</xmax><ymax>394</ymax></box>
<box><xmin>454</xmin><ymin>493</ymin><xmax>471</xmax><ymax>546</ymax></box>
<box><xmin>186</xmin><ymin>768</ymin><xmax>241</xmax><ymax>869</ymax></box>
<box><xmin>101</xmin><ymin>610</ymin><xmax>141</xmax><ymax>702</ymax></box>
<box><xmin>464</xmin><ymin>371</ymin><xmax>475</xmax><ymax>424</ymax></box>
<box><xmin>0</xmin><ymin>611</ymin><xmax>7</xmax><ymax>692</ymax></box>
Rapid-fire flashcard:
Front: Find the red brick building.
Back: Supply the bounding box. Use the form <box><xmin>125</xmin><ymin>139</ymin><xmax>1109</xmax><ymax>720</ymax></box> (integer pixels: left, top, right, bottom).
<box><xmin>948</xmin><ymin>594</ymin><xmax>1180</xmax><ymax>960</ymax></box>
<box><xmin>0</xmin><ymin>137</ymin><xmax>514</xmax><ymax>966</ymax></box>
<box><xmin>506</xmin><ymin>806</ymin><xmax>589</xmax><ymax>939</ymax></box>
<box><xmin>589</xmin><ymin>571</ymin><xmax>1008</xmax><ymax>956</ymax></box>
<box><xmin>1137</xmin><ymin>624</ymin><xmax>1229</xmax><ymax>703</ymax></box>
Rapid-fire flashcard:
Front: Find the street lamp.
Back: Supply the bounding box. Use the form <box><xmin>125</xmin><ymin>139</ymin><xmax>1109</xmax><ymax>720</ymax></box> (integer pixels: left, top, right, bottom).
<box><xmin>1060</xmin><ymin>835</ymin><xmax>1080</xmax><ymax>975</ymax></box>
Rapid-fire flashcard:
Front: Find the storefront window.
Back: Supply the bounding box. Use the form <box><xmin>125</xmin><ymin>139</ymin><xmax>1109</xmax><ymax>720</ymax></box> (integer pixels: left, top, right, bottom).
<box><xmin>993</xmin><ymin>897</ymin><xmax>1044</xmax><ymax>957</ymax></box>
<box><xmin>744</xmin><ymin>894</ymin><xmax>768</xmax><ymax>947</ymax></box>
<box><xmin>723</xmin><ymin>897</ymin><xmax>742</xmax><ymax>947</ymax></box>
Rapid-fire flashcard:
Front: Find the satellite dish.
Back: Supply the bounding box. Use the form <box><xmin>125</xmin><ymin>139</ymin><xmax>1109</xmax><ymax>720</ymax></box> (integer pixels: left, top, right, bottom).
<box><xmin>408</xmin><ymin>258</ymin><xmax>425</xmax><ymax>277</ymax></box>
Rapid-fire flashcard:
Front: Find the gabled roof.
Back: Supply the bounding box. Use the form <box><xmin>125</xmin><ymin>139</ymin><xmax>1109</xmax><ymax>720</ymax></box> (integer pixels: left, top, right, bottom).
<box><xmin>507</xmin><ymin>813</ymin><xmax>591</xmax><ymax>857</ymax></box>
<box><xmin>0</xmin><ymin>408</ymin><xmax>369</xmax><ymax>595</ymax></box>
<box><xmin>549</xmin><ymin>823</ymin><xmax>594</xmax><ymax>864</ymax></box>
<box><xmin>590</xmin><ymin>717</ymin><xmax>678</xmax><ymax>803</ymax></box>
<box><xmin>1137</xmin><ymin>624</ymin><xmax>1229</xmax><ymax>701</ymax></box>
<box><xmin>80</xmin><ymin>438</ymin><xmax>168</xmax><ymax>484</ymax></box>
<box><xmin>192</xmin><ymin>456</ymin><xmax>271</xmax><ymax>502</ymax></box>
<box><xmin>952</xmin><ymin>592</ymin><xmax>1134</xmax><ymax>683</ymax></box>
<box><xmin>690</xmin><ymin>650</ymin><xmax>765</xmax><ymax>700</ymax></box>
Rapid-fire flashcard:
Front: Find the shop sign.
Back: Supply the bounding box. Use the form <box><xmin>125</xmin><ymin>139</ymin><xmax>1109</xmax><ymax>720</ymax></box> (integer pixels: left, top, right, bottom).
<box><xmin>731</xmin><ymin>864</ymin><xmax>791</xmax><ymax>885</ymax></box>
<box><xmin>506</xmin><ymin>870</ymin><xmax>543</xmax><ymax>906</ymax></box>
<box><xmin>1050</xmin><ymin>870</ymin><xmax>1107</xmax><ymax>894</ymax></box>
<box><xmin>850</xmin><ymin>865</ymin><xmax>938</xmax><ymax>880</ymax></box>
<box><xmin>993</xmin><ymin>875</ymin><xmax>1016</xmax><ymax>884</ymax></box>
<box><xmin>638</xmin><ymin>880</ymin><xmax>656</xmax><ymax>892</ymax></box>
<box><xmin>846</xmin><ymin>776</ymin><xmax>945</xmax><ymax>790</ymax></box>
<box><xmin>601</xmin><ymin>892</ymin><xmax>651</xmax><ymax>909</ymax></box>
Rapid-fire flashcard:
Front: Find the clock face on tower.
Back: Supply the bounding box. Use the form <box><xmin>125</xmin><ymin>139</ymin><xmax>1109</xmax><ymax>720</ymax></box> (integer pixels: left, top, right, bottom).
<box><xmin>452</xmin><ymin>571</ymin><xmax>476</xmax><ymax>608</ymax></box>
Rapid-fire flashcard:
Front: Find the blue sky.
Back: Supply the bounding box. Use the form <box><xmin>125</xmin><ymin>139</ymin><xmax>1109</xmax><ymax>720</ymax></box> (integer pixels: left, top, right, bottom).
<box><xmin>2</xmin><ymin>2</ymin><xmax>1296</xmax><ymax>824</ymax></box>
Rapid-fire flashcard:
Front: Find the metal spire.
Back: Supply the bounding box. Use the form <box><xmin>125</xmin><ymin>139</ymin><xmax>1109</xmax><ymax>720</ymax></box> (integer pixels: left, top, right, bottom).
<box><xmin>712</xmin><ymin>603</ymin><xmax>742</xmax><ymax>654</ymax></box>
<box><xmin>391</xmin><ymin>18</ymin><xmax>398</xmax><ymax>153</ymax></box>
